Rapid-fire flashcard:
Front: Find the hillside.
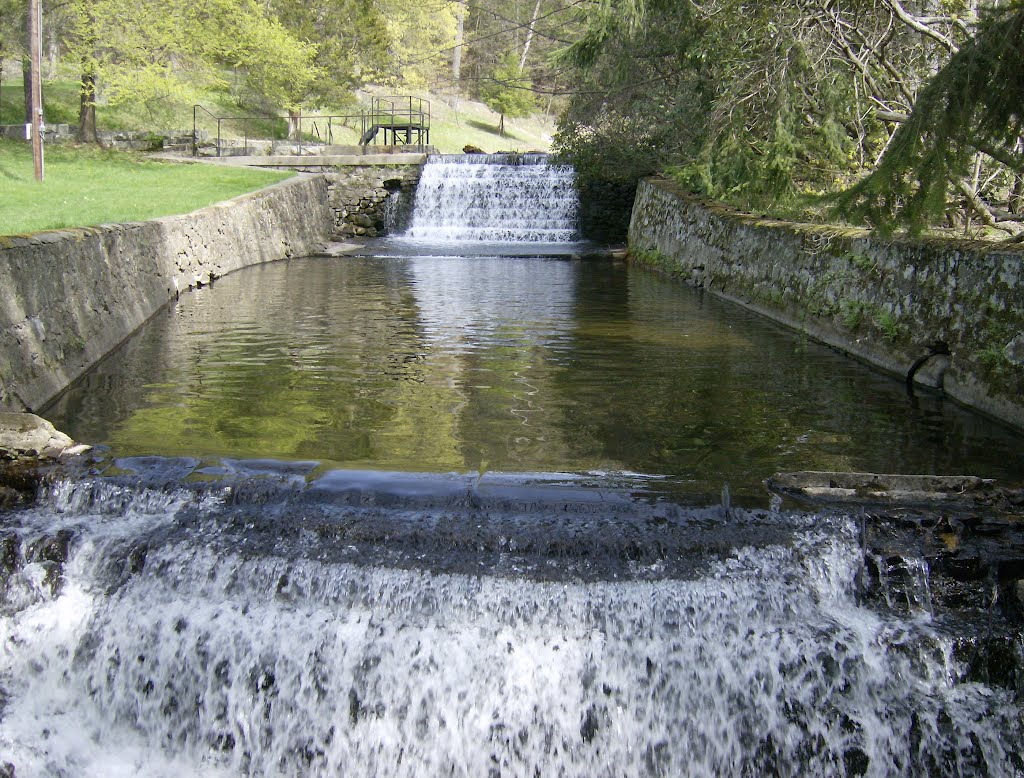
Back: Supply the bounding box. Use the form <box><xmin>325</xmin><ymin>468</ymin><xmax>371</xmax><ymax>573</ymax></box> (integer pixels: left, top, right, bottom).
<box><xmin>0</xmin><ymin>74</ymin><xmax>555</xmax><ymax>154</ymax></box>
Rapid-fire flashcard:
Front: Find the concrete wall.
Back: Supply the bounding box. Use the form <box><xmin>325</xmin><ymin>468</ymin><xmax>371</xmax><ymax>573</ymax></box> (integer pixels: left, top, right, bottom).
<box><xmin>629</xmin><ymin>177</ymin><xmax>1024</xmax><ymax>430</ymax></box>
<box><xmin>0</xmin><ymin>176</ymin><xmax>332</xmax><ymax>413</ymax></box>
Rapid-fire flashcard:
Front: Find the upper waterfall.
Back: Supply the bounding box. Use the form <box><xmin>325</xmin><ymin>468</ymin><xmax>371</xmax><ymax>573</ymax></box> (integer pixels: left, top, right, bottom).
<box><xmin>402</xmin><ymin>153</ymin><xmax>579</xmax><ymax>243</ymax></box>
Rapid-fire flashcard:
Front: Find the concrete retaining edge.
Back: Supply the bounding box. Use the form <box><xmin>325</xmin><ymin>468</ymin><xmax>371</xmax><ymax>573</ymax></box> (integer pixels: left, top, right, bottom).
<box><xmin>0</xmin><ymin>175</ymin><xmax>333</xmax><ymax>413</ymax></box>
<box><xmin>628</xmin><ymin>177</ymin><xmax>1024</xmax><ymax>431</ymax></box>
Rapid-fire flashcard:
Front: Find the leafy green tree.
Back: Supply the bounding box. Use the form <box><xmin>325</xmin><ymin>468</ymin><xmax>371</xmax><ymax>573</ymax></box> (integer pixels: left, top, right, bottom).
<box><xmin>457</xmin><ymin>0</ymin><xmax>582</xmax><ymax>113</ymax></box>
<box><xmin>0</xmin><ymin>0</ymin><xmax>27</xmax><ymax>122</ymax></box>
<box><xmin>480</xmin><ymin>53</ymin><xmax>534</xmax><ymax>135</ymax></box>
<box><xmin>368</xmin><ymin>0</ymin><xmax>459</xmax><ymax>88</ymax></box>
<box><xmin>268</xmin><ymin>0</ymin><xmax>390</xmax><ymax>110</ymax></box>
<box><xmin>61</xmin><ymin>0</ymin><xmax>321</xmax><ymax>141</ymax></box>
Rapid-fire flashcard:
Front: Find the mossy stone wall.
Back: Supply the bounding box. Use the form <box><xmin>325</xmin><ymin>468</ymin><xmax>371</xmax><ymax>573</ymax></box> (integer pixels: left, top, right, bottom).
<box><xmin>629</xmin><ymin>177</ymin><xmax>1024</xmax><ymax>430</ymax></box>
<box><xmin>0</xmin><ymin>176</ymin><xmax>332</xmax><ymax>413</ymax></box>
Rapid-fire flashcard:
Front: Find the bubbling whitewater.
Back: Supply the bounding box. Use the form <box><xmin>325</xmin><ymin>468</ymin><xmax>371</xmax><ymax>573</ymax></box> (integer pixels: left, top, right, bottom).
<box><xmin>2</xmin><ymin>155</ymin><xmax>1022</xmax><ymax>776</ymax></box>
<box><xmin>1</xmin><ymin>471</ymin><xmax>1021</xmax><ymax>777</ymax></box>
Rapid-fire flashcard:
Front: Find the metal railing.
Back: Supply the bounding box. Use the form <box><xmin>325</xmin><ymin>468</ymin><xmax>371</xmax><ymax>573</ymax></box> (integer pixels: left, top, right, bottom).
<box><xmin>192</xmin><ymin>97</ymin><xmax>430</xmax><ymax>157</ymax></box>
<box><xmin>360</xmin><ymin>96</ymin><xmax>431</xmax><ymax>147</ymax></box>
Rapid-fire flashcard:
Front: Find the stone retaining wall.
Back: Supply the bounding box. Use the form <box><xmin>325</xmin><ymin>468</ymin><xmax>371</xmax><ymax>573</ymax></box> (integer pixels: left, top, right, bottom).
<box><xmin>0</xmin><ymin>126</ymin><xmax>198</xmax><ymax>151</ymax></box>
<box><xmin>577</xmin><ymin>179</ymin><xmax>637</xmax><ymax>244</ymax></box>
<box><xmin>235</xmin><ymin>157</ymin><xmax>425</xmax><ymax>239</ymax></box>
<box><xmin>324</xmin><ymin>165</ymin><xmax>422</xmax><ymax>238</ymax></box>
<box><xmin>0</xmin><ymin>176</ymin><xmax>332</xmax><ymax>413</ymax></box>
<box><xmin>628</xmin><ymin>177</ymin><xmax>1024</xmax><ymax>430</ymax></box>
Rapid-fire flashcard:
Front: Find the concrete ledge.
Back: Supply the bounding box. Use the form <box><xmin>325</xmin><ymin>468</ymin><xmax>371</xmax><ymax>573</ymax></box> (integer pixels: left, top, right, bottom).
<box><xmin>212</xmin><ymin>154</ymin><xmax>429</xmax><ymax>167</ymax></box>
<box><xmin>0</xmin><ymin>176</ymin><xmax>333</xmax><ymax>412</ymax></box>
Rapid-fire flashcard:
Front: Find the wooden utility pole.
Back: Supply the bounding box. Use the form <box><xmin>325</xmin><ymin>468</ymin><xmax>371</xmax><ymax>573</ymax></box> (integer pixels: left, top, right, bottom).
<box><xmin>27</xmin><ymin>0</ymin><xmax>43</xmax><ymax>181</ymax></box>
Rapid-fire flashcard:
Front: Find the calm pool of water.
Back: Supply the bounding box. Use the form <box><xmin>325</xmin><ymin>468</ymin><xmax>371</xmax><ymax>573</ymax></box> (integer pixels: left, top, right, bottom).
<box><xmin>45</xmin><ymin>253</ymin><xmax>1024</xmax><ymax>501</ymax></box>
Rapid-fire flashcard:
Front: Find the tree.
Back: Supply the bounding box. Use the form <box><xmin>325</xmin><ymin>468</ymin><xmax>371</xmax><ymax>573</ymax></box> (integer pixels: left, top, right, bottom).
<box><xmin>554</xmin><ymin>0</ymin><xmax>981</xmax><ymax>218</ymax></box>
<box><xmin>268</xmin><ymin>0</ymin><xmax>390</xmax><ymax>122</ymax></box>
<box><xmin>479</xmin><ymin>53</ymin><xmax>534</xmax><ymax>135</ymax></box>
<box><xmin>61</xmin><ymin>0</ymin><xmax>321</xmax><ymax>141</ymax></box>
<box><xmin>0</xmin><ymin>0</ymin><xmax>25</xmax><ymax>118</ymax></box>
<box><xmin>458</xmin><ymin>0</ymin><xmax>582</xmax><ymax>111</ymax></box>
<box><xmin>373</xmin><ymin>0</ymin><xmax>459</xmax><ymax>88</ymax></box>
<box><xmin>835</xmin><ymin>2</ymin><xmax>1024</xmax><ymax>238</ymax></box>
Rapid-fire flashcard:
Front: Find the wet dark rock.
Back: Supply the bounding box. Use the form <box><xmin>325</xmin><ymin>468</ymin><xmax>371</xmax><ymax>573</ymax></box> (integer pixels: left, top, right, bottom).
<box><xmin>0</xmin><ymin>534</ymin><xmax>18</xmax><ymax>580</ymax></box>
<box><xmin>0</xmin><ymin>462</ymin><xmax>45</xmax><ymax>504</ymax></box>
<box><xmin>19</xmin><ymin>529</ymin><xmax>74</xmax><ymax>596</ymax></box>
<box><xmin>0</xmin><ymin>761</ymin><xmax>14</xmax><ymax>778</ymax></box>
<box><xmin>0</xmin><ymin>488</ymin><xmax>21</xmax><ymax>510</ymax></box>
<box><xmin>348</xmin><ymin>688</ymin><xmax>362</xmax><ymax>724</ymax></box>
<box><xmin>29</xmin><ymin>529</ymin><xmax>73</xmax><ymax>567</ymax></box>
<box><xmin>767</xmin><ymin>471</ymin><xmax>1013</xmax><ymax>510</ymax></box>
<box><xmin>126</xmin><ymin>544</ymin><xmax>148</xmax><ymax>575</ymax></box>
<box><xmin>580</xmin><ymin>706</ymin><xmax>600</xmax><ymax>743</ymax></box>
<box><xmin>953</xmin><ymin>633</ymin><xmax>1022</xmax><ymax>690</ymax></box>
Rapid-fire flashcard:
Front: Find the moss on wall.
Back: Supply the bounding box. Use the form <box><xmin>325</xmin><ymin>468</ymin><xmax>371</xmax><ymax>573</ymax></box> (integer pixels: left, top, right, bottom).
<box><xmin>628</xmin><ymin>177</ymin><xmax>1024</xmax><ymax>430</ymax></box>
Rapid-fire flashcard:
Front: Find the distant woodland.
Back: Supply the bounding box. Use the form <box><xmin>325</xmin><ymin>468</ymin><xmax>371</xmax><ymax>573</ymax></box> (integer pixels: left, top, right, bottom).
<box><xmin>1</xmin><ymin>0</ymin><xmax>1022</xmax><ymax>237</ymax></box>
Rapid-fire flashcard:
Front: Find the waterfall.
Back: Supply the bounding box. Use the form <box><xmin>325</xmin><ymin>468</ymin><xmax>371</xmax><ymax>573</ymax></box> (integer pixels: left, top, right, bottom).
<box><xmin>402</xmin><ymin>153</ymin><xmax>579</xmax><ymax>244</ymax></box>
<box><xmin>0</xmin><ymin>468</ymin><xmax>1021</xmax><ymax>777</ymax></box>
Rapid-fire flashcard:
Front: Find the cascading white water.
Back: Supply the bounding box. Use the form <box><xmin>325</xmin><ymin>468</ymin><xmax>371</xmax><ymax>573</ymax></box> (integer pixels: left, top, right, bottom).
<box><xmin>402</xmin><ymin>154</ymin><xmax>579</xmax><ymax>243</ymax></box>
<box><xmin>0</xmin><ymin>472</ymin><xmax>1020</xmax><ymax>777</ymax></box>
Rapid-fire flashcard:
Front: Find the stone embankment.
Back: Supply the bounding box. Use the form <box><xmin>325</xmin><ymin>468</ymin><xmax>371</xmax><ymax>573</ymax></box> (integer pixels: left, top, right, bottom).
<box><xmin>629</xmin><ymin>177</ymin><xmax>1024</xmax><ymax>430</ymax></box>
<box><xmin>217</xmin><ymin>154</ymin><xmax>425</xmax><ymax>239</ymax></box>
<box><xmin>0</xmin><ymin>175</ymin><xmax>332</xmax><ymax>414</ymax></box>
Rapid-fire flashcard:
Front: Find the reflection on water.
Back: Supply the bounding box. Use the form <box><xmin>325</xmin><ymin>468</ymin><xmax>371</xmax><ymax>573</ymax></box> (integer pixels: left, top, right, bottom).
<box><xmin>46</xmin><ymin>253</ymin><xmax>1024</xmax><ymax>499</ymax></box>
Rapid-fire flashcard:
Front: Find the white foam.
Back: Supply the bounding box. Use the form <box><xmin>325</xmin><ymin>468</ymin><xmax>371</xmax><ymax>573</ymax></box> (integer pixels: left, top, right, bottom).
<box><xmin>0</xmin><ymin>490</ymin><xmax>1018</xmax><ymax>776</ymax></box>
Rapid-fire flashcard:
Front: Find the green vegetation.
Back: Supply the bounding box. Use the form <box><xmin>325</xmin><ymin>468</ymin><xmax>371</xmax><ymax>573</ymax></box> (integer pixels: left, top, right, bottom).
<box><xmin>479</xmin><ymin>55</ymin><xmax>535</xmax><ymax>136</ymax></box>
<box><xmin>2</xmin><ymin>0</ymin><xmax>1020</xmax><ymax>239</ymax></box>
<box><xmin>0</xmin><ymin>139</ymin><xmax>291</xmax><ymax>235</ymax></box>
<box><xmin>628</xmin><ymin>247</ymin><xmax>684</xmax><ymax>278</ymax></box>
<box><xmin>0</xmin><ymin>0</ymin><xmax>575</xmax><ymax>144</ymax></box>
<box><xmin>835</xmin><ymin>4</ymin><xmax>1024</xmax><ymax>235</ymax></box>
<box><xmin>841</xmin><ymin>300</ymin><xmax>869</xmax><ymax>332</ymax></box>
<box><xmin>0</xmin><ymin>76</ymin><xmax>555</xmax><ymax>153</ymax></box>
<box><xmin>873</xmin><ymin>309</ymin><xmax>903</xmax><ymax>342</ymax></box>
<box><xmin>554</xmin><ymin>0</ymin><xmax>1024</xmax><ymax>240</ymax></box>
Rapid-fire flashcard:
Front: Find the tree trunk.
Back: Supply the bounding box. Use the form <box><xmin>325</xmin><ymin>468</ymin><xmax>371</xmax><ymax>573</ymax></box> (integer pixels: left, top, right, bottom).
<box><xmin>288</xmin><ymin>109</ymin><xmax>301</xmax><ymax>141</ymax></box>
<box><xmin>519</xmin><ymin>0</ymin><xmax>542</xmax><ymax>71</ymax></box>
<box><xmin>498</xmin><ymin>113</ymin><xmax>505</xmax><ymax>136</ymax></box>
<box><xmin>452</xmin><ymin>5</ymin><xmax>465</xmax><ymax>85</ymax></box>
<box><xmin>78</xmin><ymin>67</ymin><xmax>98</xmax><ymax>143</ymax></box>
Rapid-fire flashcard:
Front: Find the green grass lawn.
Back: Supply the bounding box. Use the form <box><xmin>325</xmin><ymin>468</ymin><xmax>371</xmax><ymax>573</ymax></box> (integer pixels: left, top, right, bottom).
<box><xmin>0</xmin><ymin>140</ymin><xmax>293</xmax><ymax>236</ymax></box>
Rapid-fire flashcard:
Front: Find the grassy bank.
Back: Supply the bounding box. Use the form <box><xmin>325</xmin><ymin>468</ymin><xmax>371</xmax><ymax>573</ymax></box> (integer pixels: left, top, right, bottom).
<box><xmin>0</xmin><ymin>140</ymin><xmax>293</xmax><ymax>236</ymax></box>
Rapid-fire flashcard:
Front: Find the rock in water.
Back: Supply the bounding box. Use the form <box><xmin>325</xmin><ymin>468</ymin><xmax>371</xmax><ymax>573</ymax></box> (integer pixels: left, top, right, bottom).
<box><xmin>0</xmin><ymin>412</ymin><xmax>82</xmax><ymax>460</ymax></box>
